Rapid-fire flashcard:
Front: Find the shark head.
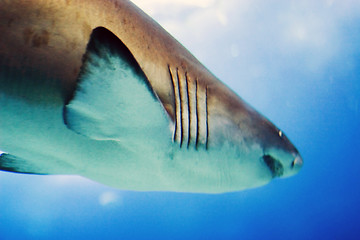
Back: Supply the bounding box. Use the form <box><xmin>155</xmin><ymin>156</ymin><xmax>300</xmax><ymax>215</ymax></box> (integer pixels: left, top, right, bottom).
<box><xmin>243</xmin><ymin>108</ymin><xmax>303</xmax><ymax>179</ymax></box>
<box><xmin>206</xmin><ymin>88</ymin><xmax>303</xmax><ymax>185</ymax></box>
<box><xmin>259</xmin><ymin>128</ymin><xmax>303</xmax><ymax>179</ymax></box>
<box><xmin>164</xmin><ymin>63</ymin><xmax>303</xmax><ymax>192</ymax></box>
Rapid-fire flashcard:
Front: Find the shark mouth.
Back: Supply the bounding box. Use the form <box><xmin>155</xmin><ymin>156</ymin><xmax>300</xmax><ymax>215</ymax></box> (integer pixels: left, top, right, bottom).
<box><xmin>263</xmin><ymin>155</ymin><xmax>284</xmax><ymax>178</ymax></box>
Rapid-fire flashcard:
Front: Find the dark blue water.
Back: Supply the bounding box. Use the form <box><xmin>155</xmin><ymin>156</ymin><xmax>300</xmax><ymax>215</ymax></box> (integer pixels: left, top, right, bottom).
<box><xmin>0</xmin><ymin>1</ymin><xmax>359</xmax><ymax>239</ymax></box>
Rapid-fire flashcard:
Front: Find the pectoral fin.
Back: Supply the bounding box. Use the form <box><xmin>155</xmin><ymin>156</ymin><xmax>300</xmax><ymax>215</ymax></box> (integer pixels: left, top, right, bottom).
<box><xmin>0</xmin><ymin>153</ymin><xmax>47</xmax><ymax>175</ymax></box>
<box><xmin>63</xmin><ymin>27</ymin><xmax>171</xmax><ymax>142</ymax></box>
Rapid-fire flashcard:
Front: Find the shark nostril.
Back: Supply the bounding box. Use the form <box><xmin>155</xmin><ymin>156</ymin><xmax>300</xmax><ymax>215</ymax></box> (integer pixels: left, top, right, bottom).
<box><xmin>262</xmin><ymin>155</ymin><xmax>284</xmax><ymax>178</ymax></box>
<box><xmin>291</xmin><ymin>155</ymin><xmax>303</xmax><ymax>168</ymax></box>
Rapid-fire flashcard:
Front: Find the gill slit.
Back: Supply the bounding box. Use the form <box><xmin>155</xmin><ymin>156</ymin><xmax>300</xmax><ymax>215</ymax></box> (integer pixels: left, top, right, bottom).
<box><xmin>168</xmin><ymin>65</ymin><xmax>177</xmax><ymax>142</ymax></box>
<box><xmin>185</xmin><ymin>72</ymin><xmax>191</xmax><ymax>148</ymax></box>
<box><xmin>195</xmin><ymin>79</ymin><xmax>200</xmax><ymax>150</ymax></box>
<box><xmin>177</xmin><ymin>68</ymin><xmax>184</xmax><ymax>148</ymax></box>
<box><xmin>205</xmin><ymin>85</ymin><xmax>209</xmax><ymax>150</ymax></box>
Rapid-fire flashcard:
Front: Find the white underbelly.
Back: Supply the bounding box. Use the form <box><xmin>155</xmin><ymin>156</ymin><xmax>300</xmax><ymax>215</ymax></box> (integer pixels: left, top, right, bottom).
<box><xmin>0</xmin><ymin>82</ymin><xmax>272</xmax><ymax>193</ymax></box>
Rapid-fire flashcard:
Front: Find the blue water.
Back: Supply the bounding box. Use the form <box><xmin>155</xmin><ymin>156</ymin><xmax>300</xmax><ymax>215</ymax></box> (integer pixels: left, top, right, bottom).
<box><xmin>1</xmin><ymin>1</ymin><xmax>360</xmax><ymax>239</ymax></box>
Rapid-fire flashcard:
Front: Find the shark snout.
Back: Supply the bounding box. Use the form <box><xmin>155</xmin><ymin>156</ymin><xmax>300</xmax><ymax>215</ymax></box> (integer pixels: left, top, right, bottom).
<box><xmin>291</xmin><ymin>154</ymin><xmax>303</xmax><ymax>170</ymax></box>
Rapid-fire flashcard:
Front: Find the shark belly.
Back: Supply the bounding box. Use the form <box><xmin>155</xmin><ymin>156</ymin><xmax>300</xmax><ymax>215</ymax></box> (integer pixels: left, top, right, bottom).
<box><xmin>0</xmin><ymin>86</ymin><xmax>272</xmax><ymax>193</ymax></box>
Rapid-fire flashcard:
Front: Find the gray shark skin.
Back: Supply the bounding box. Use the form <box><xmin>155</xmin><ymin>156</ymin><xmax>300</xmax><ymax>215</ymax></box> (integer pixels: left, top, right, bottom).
<box><xmin>0</xmin><ymin>0</ymin><xmax>302</xmax><ymax>193</ymax></box>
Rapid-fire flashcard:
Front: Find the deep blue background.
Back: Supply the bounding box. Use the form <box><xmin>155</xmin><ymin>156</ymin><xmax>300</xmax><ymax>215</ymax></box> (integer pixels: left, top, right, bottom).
<box><xmin>1</xmin><ymin>1</ymin><xmax>359</xmax><ymax>239</ymax></box>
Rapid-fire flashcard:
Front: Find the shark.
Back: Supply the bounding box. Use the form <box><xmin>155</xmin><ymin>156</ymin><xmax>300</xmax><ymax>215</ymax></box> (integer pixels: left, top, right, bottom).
<box><xmin>0</xmin><ymin>0</ymin><xmax>302</xmax><ymax>193</ymax></box>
